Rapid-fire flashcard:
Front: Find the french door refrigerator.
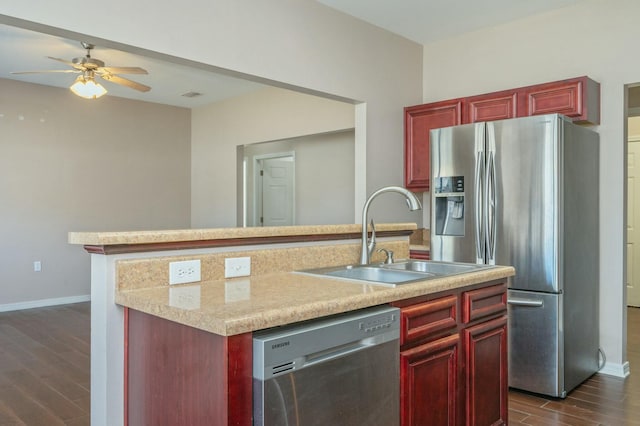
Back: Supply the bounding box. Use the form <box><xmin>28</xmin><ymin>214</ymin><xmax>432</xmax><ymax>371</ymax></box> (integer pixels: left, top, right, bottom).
<box><xmin>430</xmin><ymin>113</ymin><xmax>599</xmax><ymax>398</ymax></box>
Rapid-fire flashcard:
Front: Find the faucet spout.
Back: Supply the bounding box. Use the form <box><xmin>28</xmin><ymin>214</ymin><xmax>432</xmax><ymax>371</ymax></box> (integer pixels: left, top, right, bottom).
<box><xmin>359</xmin><ymin>186</ymin><xmax>422</xmax><ymax>265</ymax></box>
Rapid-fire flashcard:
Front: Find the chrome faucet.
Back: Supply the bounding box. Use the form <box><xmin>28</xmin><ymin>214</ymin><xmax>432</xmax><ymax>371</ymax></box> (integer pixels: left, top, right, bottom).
<box><xmin>359</xmin><ymin>186</ymin><xmax>422</xmax><ymax>265</ymax></box>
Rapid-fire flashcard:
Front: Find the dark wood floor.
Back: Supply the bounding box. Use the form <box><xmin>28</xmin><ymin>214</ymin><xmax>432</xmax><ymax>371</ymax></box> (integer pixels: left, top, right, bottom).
<box><xmin>509</xmin><ymin>307</ymin><xmax>640</xmax><ymax>425</ymax></box>
<box><xmin>0</xmin><ymin>303</ymin><xmax>90</xmax><ymax>425</ymax></box>
<box><xmin>0</xmin><ymin>303</ymin><xmax>638</xmax><ymax>425</ymax></box>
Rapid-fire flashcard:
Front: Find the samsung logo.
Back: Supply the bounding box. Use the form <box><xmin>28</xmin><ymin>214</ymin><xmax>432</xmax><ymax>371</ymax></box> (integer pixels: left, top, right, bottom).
<box><xmin>272</xmin><ymin>341</ymin><xmax>290</xmax><ymax>349</ymax></box>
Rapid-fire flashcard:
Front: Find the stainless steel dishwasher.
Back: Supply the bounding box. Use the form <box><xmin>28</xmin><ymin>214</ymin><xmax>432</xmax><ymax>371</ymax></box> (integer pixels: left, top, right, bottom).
<box><xmin>253</xmin><ymin>305</ymin><xmax>400</xmax><ymax>426</ymax></box>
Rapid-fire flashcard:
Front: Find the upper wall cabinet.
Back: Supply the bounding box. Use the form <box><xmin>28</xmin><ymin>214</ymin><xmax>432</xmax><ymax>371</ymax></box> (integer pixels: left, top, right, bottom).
<box><xmin>404</xmin><ymin>99</ymin><xmax>462</xmax><ymax>190</ymax></box>
<box><xmin>465</xmin><ymin>89</ymin><xmax>521</xmax><ymax>123</ymax></box>
<box><xmin>522</xmin><ymin>76</ymin><xmax>600</xmax><ymax>124</ymax></box>
<box><xmin>404</xmin><ymin>76</ymin><xmax>600</xmax><ymax>192</ymax></box>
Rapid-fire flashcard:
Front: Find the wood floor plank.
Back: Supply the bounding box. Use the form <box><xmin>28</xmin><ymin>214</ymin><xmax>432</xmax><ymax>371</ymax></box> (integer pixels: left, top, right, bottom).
<box><xmin>0</xmin><ymin>303</ymin><xmax>91</xmax><ymax>425</ymax></box>
<box><xmin>4</xmin><ymin>369</ymin><xmax>86</xmax><ymax>421</ymax></box>
<box><xmin>0</xmin><ymin>382</ymin><xmax>65</xmax><ymax>426</ymax></box>
<box><xmin>0</xmin><ymin>399</ymin><xmax>26</xmax><ymax>426</ymax></box>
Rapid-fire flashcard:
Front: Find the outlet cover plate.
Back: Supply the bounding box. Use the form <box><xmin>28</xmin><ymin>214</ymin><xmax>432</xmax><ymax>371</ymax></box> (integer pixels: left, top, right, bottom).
<box><xmin>169</xmin><ymin>260</ymin><xmax>201</xmax><ymax>285</ymax></box>
<box><xmin>225</xmin><ymin>257</ymin><xmax>251</xmax><ymax>278</ymax></box>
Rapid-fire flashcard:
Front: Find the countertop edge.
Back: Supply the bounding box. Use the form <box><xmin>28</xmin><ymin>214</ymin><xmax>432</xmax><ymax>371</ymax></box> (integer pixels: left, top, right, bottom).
<box><xmin>69</xmin><ymin>223</ymin><xmax>417</xmax><ymax>245</ymax></box>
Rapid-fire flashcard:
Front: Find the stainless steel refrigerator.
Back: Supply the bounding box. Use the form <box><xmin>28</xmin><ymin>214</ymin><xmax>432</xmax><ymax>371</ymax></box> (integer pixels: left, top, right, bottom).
<box><xmin>430</xmin><ymin>113</ymin><xmax>599</xmax><ymax>398</ymax></box>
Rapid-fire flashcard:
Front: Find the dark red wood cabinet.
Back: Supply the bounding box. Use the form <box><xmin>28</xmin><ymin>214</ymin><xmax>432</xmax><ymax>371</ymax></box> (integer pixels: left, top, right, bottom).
<box><xmin>393</xmin><ymin>281</ymin><xmax>508</xmax><ymax>426</ymax></box>
<box><xmin>404</xmin><ymin>100</ymin><xmax>463</xmax><ymax>190</ymax></box>
<box><xmin>404</xmin><ymin>76</ymin><xmax>600</xmax><ymax>192</ymax></box>
<box><xmin>465</xmin><ymin>89</ymin><xmax>520</xmax><ymax>124</ymax></box>
<box><xmin>523</xmin><ymin>76</ymin><xmax>600</xmax><ymax>123</ymax></box>
<box><xmin>125</xmin><ymin>309</ymin><xmax>253</xmax><ymax>426</ymax></box>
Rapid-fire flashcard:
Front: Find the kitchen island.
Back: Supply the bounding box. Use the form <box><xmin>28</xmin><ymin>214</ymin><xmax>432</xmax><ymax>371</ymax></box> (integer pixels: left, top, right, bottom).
<box><xmin>69</xmin><ymin>223</ymin><xmax>514</xmax><ymax>426</ymax></box>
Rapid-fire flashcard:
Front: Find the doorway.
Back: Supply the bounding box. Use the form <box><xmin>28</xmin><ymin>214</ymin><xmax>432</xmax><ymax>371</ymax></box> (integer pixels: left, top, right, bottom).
<box><xmin>628</xmin><ymin>100</ymin><xmax>640</xmax><ymax>306</ymax></box>
<box><xmin>254</xmin><ymin>152</ymin><xmax>295</xmax><ymax>227</ymax></box>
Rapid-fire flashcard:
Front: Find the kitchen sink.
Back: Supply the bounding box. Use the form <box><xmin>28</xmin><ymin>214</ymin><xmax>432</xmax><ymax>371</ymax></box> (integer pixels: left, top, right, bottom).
<box><xmin>296</xmin><ymin>260</ymin><xmax>492</xmax><ymax>287</ymax></box>
<box><xmin>382</xmin><ymin>260</ymin><xmax>490</xmax><ymax>275</ymax></box>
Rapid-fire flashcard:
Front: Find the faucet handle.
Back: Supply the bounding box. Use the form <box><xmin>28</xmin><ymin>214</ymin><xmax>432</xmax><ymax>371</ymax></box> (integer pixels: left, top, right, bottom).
<box><xmin>367</xmin><ymin>219</ymin><xmax>376</xmax><ymax>257</ymax></box>
<box><xmin>377</xmin><ymin>248</ymin><xmax>394</xmax><ymax>264</ymax></box>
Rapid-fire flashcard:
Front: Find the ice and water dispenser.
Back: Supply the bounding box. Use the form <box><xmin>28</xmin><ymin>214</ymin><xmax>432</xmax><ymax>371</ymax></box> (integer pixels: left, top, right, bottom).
<box><xmin>433</xmin><ymin>176</ymin><xmax>465</xmax><ymax>237</ymax></box>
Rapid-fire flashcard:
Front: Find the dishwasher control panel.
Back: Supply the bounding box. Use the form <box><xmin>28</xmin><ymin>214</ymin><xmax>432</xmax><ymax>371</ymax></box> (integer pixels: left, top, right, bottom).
<box><xmin>253</xmin><ymin>306</ymin><xmax>400</xmax><ymax>380</ymax></box>
<box><xmin>359</xmin><ymin>312</ymin><xmax>397</xmax><ymax>333</ymax></box>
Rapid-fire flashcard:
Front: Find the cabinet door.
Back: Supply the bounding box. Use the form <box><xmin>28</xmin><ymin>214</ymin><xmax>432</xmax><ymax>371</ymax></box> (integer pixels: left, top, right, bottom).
<box><xmin>404</xmin><ymin>100</ymin><xmax>462</xmax><ymax>191</ymax></box>
<box><xmin>523</xmin><ymin>76</ymin><xmax>600</xmax><ymax>124</ymax></box>
<box><xmin>400</xmin><ymin>333</ymin><xmax>462</xmax><ymax>426</ymax></box>
<box><xmin>465</xmin><ymin>91</ymin><xmax>520</xmax><ymax>123</ymax></box>
<box><xmin>463</xmin><ymin>316</ymin><xmax>508</xmax><ymax>426</ymax></box>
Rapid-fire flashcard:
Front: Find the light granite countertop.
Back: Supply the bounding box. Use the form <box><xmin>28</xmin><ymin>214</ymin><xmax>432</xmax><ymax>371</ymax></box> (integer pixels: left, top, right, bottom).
<box><xmin>69</xmin><ymin>223</ymin><xmax>416</xmax><ymax>245</ymax></box>
<box><xmin>116</xmin><ymin>265</ymin><xmax>514</xmax><ymax>336</ymax></box>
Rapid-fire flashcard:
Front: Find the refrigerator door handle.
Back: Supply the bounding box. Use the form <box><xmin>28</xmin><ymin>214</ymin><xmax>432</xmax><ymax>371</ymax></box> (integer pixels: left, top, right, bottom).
<box><xmin>486</xmin><ymin>122</ymin><xmax>497</xmax><ymax>265</ymax></box>
<box><xmin>474</xmin><ymin>150</ymin><xmax>484</xmax><ymax>262</ymax></box>
<box><xmin>507</xmin><ymin>298</ymin><xmax>544</xmax><ymax>307</ymax></box>
<box><xmin>474</xmin><ymin>123</ymin><xmax>485</xmax><ymax>264</ymax></box>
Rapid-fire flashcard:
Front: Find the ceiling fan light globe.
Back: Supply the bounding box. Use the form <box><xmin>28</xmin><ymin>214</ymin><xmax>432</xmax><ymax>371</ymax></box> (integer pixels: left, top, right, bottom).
<box><xmin>70</xmin><ymin>76</ymin><xmax>107</xmax><ymax>99</ymax></box>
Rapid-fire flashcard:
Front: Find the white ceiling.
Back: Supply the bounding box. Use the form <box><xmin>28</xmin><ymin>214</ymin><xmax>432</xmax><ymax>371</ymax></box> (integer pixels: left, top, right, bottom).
<box><xmin>316</xmin><ymin>0</ymin><xmax>587</xmax><ymax>44</ymax></box>
<box><xmin>1</xmin><ymin>1</ymin><xmax>589</xmax><ymax>108</ymax></box>
<box><xmin>0</xmin><ymin>24</ymin><xmax>268</xmax><ymax>108</ymax></box>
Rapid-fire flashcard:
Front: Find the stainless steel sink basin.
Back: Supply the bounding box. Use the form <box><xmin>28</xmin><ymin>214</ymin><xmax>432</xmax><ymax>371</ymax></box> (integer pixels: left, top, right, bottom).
<box><xmin>382</xmin><ymin>260</ymin><xmax>490</xmax><ymax>275</ymax></box>
<box><xmin>321</xmin><ymin>265</ymin><xmax>435</xmax><ymax>285</ymax></box>
<box><xmin>296</xmin><ymin>261</ymin><xmax>491</xmax><ymax>287</ymax></box>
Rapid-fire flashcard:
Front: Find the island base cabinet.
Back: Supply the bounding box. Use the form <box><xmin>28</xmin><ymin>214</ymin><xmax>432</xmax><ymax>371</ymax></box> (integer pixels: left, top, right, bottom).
<box><xmin>125</xmin><ymin>308</ymin><xmax>253</xmax><ymax>426</ymax></box>
<box><xmin>464</xmin><ymin>316</ymin><xmax>509</xmax><ymax>426</ymax></box>
<box><xmin>400</xmin><ymin>334</ymin><xmax>462</xmax><ymax>426</ymax></box>
<box><xmin>394</xmin><ymin>281</ymin><xmax>508</xmax><ymax>426</ymax></box>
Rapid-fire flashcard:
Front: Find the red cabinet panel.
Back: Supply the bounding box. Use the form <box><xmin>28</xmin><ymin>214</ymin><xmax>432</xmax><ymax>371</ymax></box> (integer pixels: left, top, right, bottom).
<box><xmin>524</xmin><ymin>76</ymin><xmax>600</xmax><ymax>124</ymax></box>
<box><xmin>400</xmin><ymin>333</ymin><xmax>462</xmax><ymax>426</ymax></box>
<box><xmin>125</xmin><ymin>309</ymin><xmax>252</xmax><ymax>426</ymax></box>
<box><xmin>399</xmin><ymin>295</ymin><xmax>458</xmax><ymax>346</ymax></box>
<box><xmin>465</xmin><ymin>90</ymin><xmax>520</xmax><ymax>123</ymax></box>
<box><xmin>394</xmin><ymin>281</ymin><xmax>508</xmax><ymax>426</ymax></box>
<box><xmin>409</xmin><ymin>249</ymin><xmax>430</xmax><ymax>260</ymax></box>
<box><xmin>464</xmin><ymin>316</ymin><xmax>509</xmax><ymax>426</ymax></box>
<box><xmin>462</xmin><ymin>283</ymin><xmax>508</xmax><ymax>324</ymax></box>
<box><xmin>404</xmin><ymin>100</ymin><xmax>462</xmax><ymax>191</ymax></box>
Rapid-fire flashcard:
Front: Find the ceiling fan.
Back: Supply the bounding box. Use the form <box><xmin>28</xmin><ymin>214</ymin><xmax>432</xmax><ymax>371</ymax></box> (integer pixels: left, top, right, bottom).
<box><xmin>11</xmin><ymin>42</ymin><xmax>151</xmax><ymax>98</ymax></box>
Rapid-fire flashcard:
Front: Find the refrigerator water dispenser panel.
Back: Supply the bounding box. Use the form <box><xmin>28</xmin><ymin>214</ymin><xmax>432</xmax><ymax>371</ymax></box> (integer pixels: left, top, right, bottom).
<box><xmin>434</xmin><ymin>176</ymin><xmax>465</xmax><ymax>236</ymax></box>
<box><xmin>434</xmin><ymin>176</ymin><xmax>464</xmax><ymax>194</ymax></box>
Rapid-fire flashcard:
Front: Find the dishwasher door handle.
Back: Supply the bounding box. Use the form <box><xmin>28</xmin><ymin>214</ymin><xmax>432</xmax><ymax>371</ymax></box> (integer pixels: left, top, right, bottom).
<box><xmin>303</xmin><ymin>341</ymin><xmax>372</xmax><ymax>368</ymax></box>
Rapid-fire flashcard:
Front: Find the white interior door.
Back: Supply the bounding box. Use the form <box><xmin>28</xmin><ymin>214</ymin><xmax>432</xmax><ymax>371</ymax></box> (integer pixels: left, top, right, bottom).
<box><xmin>628</xmin><ymin>139</ymin><xmax>640</xmax><ymax>306</ymax></box>
<box><xmin>260</xmin><ymin>157</ymin><xmax>294</xmax><ymax>226</ymax></box>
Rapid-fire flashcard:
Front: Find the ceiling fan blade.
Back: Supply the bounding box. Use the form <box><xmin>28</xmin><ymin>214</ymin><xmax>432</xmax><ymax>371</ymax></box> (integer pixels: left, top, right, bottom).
<box><xmin>100</xmin><ymin>74</ymin><xmax>151</xmax><ymax>92</ymax></box>
<box><xmin>47</xmin><ymin>56</ymin><xmax>77</xmax><ymax>67</ymax></box>
<box><xmin>99</xmin><ymin>66</ymin><xmax>148</xmax><ymax>75</ymax></box>
<box><xmin>11</xmin><ymin>69</ymin><xmax>79</xmax><ymax>74</ymax></box>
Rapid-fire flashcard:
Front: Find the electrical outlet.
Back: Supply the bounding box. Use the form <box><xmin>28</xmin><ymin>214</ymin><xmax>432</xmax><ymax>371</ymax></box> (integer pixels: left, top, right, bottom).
<box><xmin>33</xmin><ymin>261</ymin><xmax>41</xmax><ymax>272</ymax></box>
<box><xmin>224</xmin><ymin>257</ymin><xmax>251</xmax><ymax>278</ymax></box>
<box><xmin>169</xmin><ymin>260</ymin><xmax>201</xmax><ymax>285</ymax></box>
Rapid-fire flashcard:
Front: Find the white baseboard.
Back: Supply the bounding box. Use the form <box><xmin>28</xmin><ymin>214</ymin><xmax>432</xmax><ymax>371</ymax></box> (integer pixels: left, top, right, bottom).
<box><xmin>598</xmin><ymin>361</ymin><xmax>630</xmax><ymax>378</ymax></box>
<box><xmin>0</xmin><ymin>294</ymin><xmax>91</xmax><ymax>313</ymax></box>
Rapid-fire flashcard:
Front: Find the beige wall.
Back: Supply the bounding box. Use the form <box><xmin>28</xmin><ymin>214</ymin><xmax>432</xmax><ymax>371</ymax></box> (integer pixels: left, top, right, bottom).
<box><xmin>422</xmin><ymin>0</ymin><xmax>638</xmax><ymax>373</ymax></box>
<box><xmin>242</xmin><ymin>130</ymin><xmax>355</xmax><ymax>226</ymax></box>
<box><xmin>1</xmin><ymin>0</ymin><xmax>424</xmax><ymax>227</ymax></box>
<box><xmin>191</xmin><ymin>87</ymin><xmax>356</xmax><ymax>227</ymax></box>
<box><xmin>0</xmin><ymin>78</ymin><xmax>191</xmax><ymax>308</ymax></box>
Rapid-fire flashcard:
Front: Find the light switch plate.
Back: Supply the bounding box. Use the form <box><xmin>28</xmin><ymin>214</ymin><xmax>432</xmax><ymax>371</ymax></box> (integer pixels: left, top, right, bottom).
<box><xmin>225</xmin><ymin>257</ymin><xmax>251</xmax><ymax>278</ymax></box>
<box><xmin>169</xmin><ymin>259</ymin><xmax>201</xmax><ymax>285</ymax></box>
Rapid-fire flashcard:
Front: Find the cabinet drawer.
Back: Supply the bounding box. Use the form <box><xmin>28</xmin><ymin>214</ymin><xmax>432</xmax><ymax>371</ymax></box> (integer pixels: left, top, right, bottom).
<box><xmin>400</xmin><ymin>295</ymin><xmax>457</xmax><ymax>345</ymax></box>
<box><xmin>462</xmin><ymin>284</ymin><xmax>507</xmax><ymax>324</ymax></box>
